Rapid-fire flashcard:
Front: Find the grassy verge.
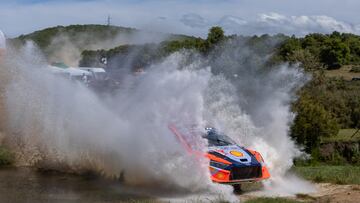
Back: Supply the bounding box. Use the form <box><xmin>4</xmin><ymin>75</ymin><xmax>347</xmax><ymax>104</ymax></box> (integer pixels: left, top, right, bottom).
<box><xmin>0</xmin><ymin>146</ymin><xmax>14</xmax><ymax>166</ymax></box>
<box><xmin>245</xmin><ymin>197</ymin><xmax>301</xmax><ymax>203</ymax></box>
<box><xmin>325</xmin><ymin>65</ymin><xmax>360</xmax><ymax>80</ymax></box>
<box><xmin>321</xmin><ymin>128</ymin><xmax>360</xmax><ymax>142</ymax></box>
<box><xmin>350</xmin><ymin>65</ymin><xmax>360</xmax><ymax>73</ymax></box>
<box><xmin>293</xmin><ymin>165</ymin><xmax>360</xmax><ymax>185</ymax></box>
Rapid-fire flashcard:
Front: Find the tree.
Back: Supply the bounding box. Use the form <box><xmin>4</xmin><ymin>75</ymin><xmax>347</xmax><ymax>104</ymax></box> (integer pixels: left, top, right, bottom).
<box><xmin>287</xmin><ymin>49</ymin><xmax>323</xmax><ymax>71</ymax></box>
<box><xmin>291</xmin><ymin>94</ymin><xmax>339</xmax><ymax>153</ymax></box>
<box><xmin>278</xmin><ymin>37</ymin><xmax>302</xmax><ymax>60</ymax></box>
<box><xmin>206</xmin><ymin>26</ymin><xmax>225</xmax><ymax>46</ymax></box>
<box><xmin>320</xmin><ymin>39</ymin><xmax>351</xmax><ymax>69</ymax></box>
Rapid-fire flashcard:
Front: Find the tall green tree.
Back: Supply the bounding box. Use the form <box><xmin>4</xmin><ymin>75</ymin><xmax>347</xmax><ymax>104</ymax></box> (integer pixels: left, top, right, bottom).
<box><xmin>206</xmin><ymin>26</ymin><xmax>225</xmax><ymax>46</ymax></box>
<box><xmin>278</xmin><ymin>36</ymin><xmax>302</xmax><ymax>61</ymax></box>
<box><xmin>291</xmin><ymin>94</ymin><xmax>339</xmax><ymax>153</ymax></box>
<box><xmin>320</xmin><ymin>39</ymin><xmax>351</xmax><ymax>68</ymax></box>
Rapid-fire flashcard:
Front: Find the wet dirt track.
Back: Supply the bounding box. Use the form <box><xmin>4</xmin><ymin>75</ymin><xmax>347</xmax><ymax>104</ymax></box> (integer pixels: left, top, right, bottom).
<box><xmin>0</xmin><ymin>167</ymin><xmax>154</xmax><ymax>203</ymax></box>
<box><xmin>2</xmin><ymin>167</ymin><xmax>360</xmax><ymax>203</ymax></box>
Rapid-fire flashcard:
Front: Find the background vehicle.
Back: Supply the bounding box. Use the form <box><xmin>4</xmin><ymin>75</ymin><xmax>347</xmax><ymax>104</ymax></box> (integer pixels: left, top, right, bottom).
<box><xmin>78</xmin><ymin>67</ymin><xmax>107</xmax><ymax>81</ymax></box>
<box><xmin>48</xmin><ymin>64</ymin><xmax>92</xmax><ymax>84</ymax></box>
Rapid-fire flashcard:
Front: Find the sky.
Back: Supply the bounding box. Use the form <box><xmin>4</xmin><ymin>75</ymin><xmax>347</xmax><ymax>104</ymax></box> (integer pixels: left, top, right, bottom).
<box><xmin>1</xmin><ymin>0</ymin><xmax>360</xmax><ymax>37</ymax></box>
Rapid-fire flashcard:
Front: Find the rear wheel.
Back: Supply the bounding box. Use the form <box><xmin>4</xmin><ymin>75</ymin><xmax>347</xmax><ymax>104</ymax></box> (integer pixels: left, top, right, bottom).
<box><xmin>233</xmin><ymin>184</ymin><xmax>242</xmax><ymax>193</ymax></box>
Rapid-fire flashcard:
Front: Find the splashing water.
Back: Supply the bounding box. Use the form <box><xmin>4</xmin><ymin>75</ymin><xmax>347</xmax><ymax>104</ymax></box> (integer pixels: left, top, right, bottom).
<box><xmin>1</xmin><ymin>42</ymin><xmax>236</xmax><ymax>201</ymax></box>
<box><xmin>204</xmin><ymin>38</ymin><xmax>315</xmax><ymax>195</ymax></box>
<box><xmin>0</xmin><ymin>37</ymin><xmax>315</xmax><ymax>201</ymax></box>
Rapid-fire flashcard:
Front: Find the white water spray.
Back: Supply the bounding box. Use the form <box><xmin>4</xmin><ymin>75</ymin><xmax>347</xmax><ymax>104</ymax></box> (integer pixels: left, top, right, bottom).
<box><xmin>0</xmin><ymin>36</ymin><xmax>315</xmax><ymax>201</ymax></box>
<box><xmin>204</xmin><ymin>38</ymin><xmax>315</xmax><ymax>196</ymax></box>
<box><xmin>1</xmin><ymin>43</ymin><xmax>236</xmax><ymax>201</ymax></box>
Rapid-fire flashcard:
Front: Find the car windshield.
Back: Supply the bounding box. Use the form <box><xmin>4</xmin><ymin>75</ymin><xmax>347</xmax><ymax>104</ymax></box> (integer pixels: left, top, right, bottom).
<box><xmin>203</xmin><ymin>129</ymin><xmax>236</xmax><ymax>147</ymax></box>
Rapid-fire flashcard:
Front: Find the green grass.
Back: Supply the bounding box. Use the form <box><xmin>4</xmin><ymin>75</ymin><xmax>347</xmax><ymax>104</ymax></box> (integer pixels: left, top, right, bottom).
<box><xmin>350</xmin><ymin>65</ymin><xmax>360</xmax><ymax>73</ymax></box>
<box><xmin>322</xmin><ymin>128</ymin><xmax>360</xmax><ymax>142</ymax></box>
<box><xmin>245</xmin><ymin>197</ymin><xmax>301</xmax><ymax>203</ymax></box>
<box><xmin>0</xmin><ymin>146</ymin><xmax>14</xmax><ymax>166</ymax></box>
<box><xmin>325</xmin><ymin>65</ymin><xmax>360</xmax><ymax>80</ymax></box>
<box><xmin>293</xmin><ymin>165</ymin><xmax>360</xmax><ymax>185</ymax></box>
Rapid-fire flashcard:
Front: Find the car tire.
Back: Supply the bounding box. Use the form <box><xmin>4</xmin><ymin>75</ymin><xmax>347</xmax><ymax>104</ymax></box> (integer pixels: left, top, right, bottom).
<box><xmin>233</xmin><ymin>184</ymin><xmax>242</xmax><ymax>193</ymax></box>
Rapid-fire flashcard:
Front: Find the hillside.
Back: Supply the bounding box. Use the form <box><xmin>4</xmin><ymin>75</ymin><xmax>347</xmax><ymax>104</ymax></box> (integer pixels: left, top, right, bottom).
<box><xmin>9</xmin><ymin>24</ymin><xmax>193</xmax><ymax>66</ymax></box>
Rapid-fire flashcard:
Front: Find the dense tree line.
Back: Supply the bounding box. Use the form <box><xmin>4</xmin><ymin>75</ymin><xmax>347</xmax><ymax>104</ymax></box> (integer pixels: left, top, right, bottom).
<box><xmin>276</xmin><ymin>32</ymin><xmax>360</xmax><ymax>69</ymax></box>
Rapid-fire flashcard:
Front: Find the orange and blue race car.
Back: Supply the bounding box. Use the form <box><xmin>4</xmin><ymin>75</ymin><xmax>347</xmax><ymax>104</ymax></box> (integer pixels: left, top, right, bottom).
<box><xmin>169</xmin><ymin>125</ymin><xmax>270</xmax><ymax>191</ymax></box>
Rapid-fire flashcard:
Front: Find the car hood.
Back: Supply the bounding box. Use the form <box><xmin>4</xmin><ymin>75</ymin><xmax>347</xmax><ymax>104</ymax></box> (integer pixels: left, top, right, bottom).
<box><xmin>208</xmin><ymin>145</ymin><xmax>256</xmax><ymax>165</ymax></box>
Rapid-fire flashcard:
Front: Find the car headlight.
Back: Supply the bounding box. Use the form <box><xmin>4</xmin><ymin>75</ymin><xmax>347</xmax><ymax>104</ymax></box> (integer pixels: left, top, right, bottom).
<box><xmin>210</xmin><ymin>160</ymin><xmax>230</xmax><ymax>169</ymax></box>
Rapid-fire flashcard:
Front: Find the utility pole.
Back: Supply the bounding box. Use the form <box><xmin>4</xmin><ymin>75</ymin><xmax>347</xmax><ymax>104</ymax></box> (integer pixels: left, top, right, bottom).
<box><xmin>107</xmin><ymin>15</ymin><xmax>111</xmax><ymax>26</ymax></box>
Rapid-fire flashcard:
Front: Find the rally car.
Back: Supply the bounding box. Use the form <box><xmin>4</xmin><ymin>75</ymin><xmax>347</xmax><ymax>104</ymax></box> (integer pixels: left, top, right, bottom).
<box><xmin>169</xmin><ymin>125</ymin><xmax>270</xmax><ymax>190</ymax></box>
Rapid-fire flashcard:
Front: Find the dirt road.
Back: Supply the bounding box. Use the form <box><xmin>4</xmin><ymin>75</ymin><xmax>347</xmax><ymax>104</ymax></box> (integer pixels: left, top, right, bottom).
<box><xmin>0</xmin><ymin>167</ymin><xmax>359</xmax><ymax>202</ymax></box>
<box><xmin>240</xmin><ymin>183</ymin><xmax>360</xmax><ymax>203</ymax></box>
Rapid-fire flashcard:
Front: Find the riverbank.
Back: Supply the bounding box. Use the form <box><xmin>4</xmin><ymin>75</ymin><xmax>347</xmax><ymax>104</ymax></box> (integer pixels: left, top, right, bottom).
<box><xmin>0</xmin><ymin>167</ymin><xmax>154</xmax><ymax>203</ymax></box>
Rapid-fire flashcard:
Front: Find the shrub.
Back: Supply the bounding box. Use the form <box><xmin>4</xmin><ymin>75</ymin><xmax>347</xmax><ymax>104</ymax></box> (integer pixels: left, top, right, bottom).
<box><xmin>350</xmin><ymin>66</ymin><xmax>360</xmax><ymax>73</ymax></box>
<box><xmin>0</xmin><ymin>147</ymin><xmax>14</xmax><ymax>166</ymax></box>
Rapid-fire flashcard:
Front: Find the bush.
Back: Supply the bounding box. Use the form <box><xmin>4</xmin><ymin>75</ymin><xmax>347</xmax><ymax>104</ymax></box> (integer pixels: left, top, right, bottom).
<box><xmin>0</xmin><ymin>147</ymin><xmax>14</xmax><ymax>166</ymax></box>
<box><xmin>350</xmin><ymin>66</ymin><xmax>360</xmax><ymax>73</ymax></box>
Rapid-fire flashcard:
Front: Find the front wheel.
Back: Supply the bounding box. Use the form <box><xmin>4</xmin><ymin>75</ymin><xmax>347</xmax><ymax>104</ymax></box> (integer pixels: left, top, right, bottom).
<box><xmin>233</xmin><ymin>184</ymin><xmax>242</xmax><ymax>193</ymax></box>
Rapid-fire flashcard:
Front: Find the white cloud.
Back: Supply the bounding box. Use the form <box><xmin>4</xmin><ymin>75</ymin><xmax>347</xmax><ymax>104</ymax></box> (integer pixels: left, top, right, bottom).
<box><xmin>181</xmin><ymin>12</ymin><xmax>360</xmax><ymax>36</ymax></box>
<box><xmin>180</xmin><ymin>13</ymin><xmax>208</xmax><ymax>28</ymax></box>
<box><xmin>0</xmin><ymin>0</ymin><xmax>360</xmax><ymax>37</ymax></box>
<box><xmin>310</xmin><ymin>15</ymin><xmax>355</xmax><ymax>33</ymax></box>
<box><xmin>217</xmin><ymin>15</ymin><xmax>247</xmax><ymax>29</ymax></box>
<box><xmin>252</xmin><ymin>13</ymin><xmax>359</xmax><ymax>35</ymax></box>
<box><xmin>259</xmin><ymin>12</ymin><xmax>288</xmax><ymax>23</ymax></box>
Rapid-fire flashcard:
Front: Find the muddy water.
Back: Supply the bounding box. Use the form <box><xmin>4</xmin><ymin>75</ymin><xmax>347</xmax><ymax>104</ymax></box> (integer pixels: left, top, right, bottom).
<box><xmin>0</xmin><ymin>167</ymin><xmax>155</xmax><ymax>203</ymax></box>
